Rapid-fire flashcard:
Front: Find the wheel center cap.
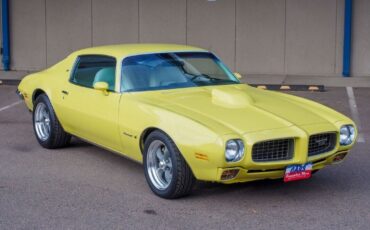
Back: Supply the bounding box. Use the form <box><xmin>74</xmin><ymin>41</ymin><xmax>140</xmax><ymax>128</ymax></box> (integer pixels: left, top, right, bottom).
<box><xmin>159</xmin><ymin>161</ymin><xmax>166</xmax><ymax>168</ymax></box>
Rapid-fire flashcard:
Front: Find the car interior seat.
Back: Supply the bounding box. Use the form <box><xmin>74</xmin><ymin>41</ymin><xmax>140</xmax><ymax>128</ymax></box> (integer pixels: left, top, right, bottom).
<box><xmin>150</xmin><ymin>65</ymin><xmax>188</xmax><ymax>87</ymax></box>
<box><xmin>121</xmin><ymin>65</ymin><xmax>151</xmax><ymax>91</ymax></box>
<box><xmin>93</xmin><ymin>67</ymin><xmax>116</xmax><ymax>91</ymax></box>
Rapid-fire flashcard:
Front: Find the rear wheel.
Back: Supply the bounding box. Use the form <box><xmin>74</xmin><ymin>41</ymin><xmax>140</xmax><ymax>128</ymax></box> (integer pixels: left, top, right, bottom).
<box><xmin>143</xmin><ymin>131</ymin><xmax>195</xmax><ymax>199</ymax></box>
<box><xmin>33</xmin><ymin>94</ymin><xmax>71</xmax><ymax>149</ymax></box>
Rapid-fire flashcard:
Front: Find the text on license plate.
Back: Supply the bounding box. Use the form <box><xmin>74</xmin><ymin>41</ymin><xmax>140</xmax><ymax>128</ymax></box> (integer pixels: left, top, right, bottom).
<box><xmin>284</xmin><ymin>163</ymin><xmax>312</xmax><ymax>182</ymax></box>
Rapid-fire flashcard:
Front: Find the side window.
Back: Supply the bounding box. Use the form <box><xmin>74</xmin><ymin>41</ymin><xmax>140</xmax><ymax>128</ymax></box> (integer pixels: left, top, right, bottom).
<box><xmin>70</xmin><ymin>55</ymin><xmax>116</xmax><ymax>91</ymax></box>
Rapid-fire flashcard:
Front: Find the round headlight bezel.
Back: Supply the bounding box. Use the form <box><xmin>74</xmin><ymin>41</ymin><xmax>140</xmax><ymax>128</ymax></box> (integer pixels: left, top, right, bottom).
<box><xmin>340</xmin><ymin>125</ymin><xmax>355</xmax><ymax>146</ymax></box>
<box><xmin>225</xmin><ymin>139</ymin><xmax>245</xmax><ymax>162</ymax></box>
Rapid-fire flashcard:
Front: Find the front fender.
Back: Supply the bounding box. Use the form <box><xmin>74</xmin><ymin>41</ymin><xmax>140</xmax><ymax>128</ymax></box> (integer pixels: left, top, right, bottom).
<box><xmin>119</xmin><ymin>95</ymin><xmax>228</xmax><ymax>181</ymax></box>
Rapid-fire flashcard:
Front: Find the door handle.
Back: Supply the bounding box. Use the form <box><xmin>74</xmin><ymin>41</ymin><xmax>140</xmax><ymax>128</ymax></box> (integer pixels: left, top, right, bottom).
<box><xmin>62</xmin><ymin>90</ymin><xmax>69</xmax><ymax>95</ymax></box>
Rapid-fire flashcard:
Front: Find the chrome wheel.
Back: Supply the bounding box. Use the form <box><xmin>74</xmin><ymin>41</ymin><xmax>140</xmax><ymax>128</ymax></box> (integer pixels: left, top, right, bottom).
<box><xmin>34</xmin><ymin>102</ymin><xmax>51</xmax><ymax>141</ymax></box>
<box><xmin>146</xmin><ymin>140</ymin><xmax>173</xmax><ymax>190</ymax></box>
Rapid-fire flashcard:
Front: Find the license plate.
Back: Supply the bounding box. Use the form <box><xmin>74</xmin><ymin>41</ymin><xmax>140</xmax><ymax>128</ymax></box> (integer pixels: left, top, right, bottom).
<box><xmin>284</xmin><ymin>163</ymin><xmax>312</xmax><ymax>182</ymax></box>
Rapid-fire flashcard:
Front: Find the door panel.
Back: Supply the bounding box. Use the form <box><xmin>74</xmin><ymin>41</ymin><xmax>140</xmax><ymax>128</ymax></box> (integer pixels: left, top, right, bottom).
<box><xmin>57</xmin><ymin>55</ymin><xmax>122</xmax><ymax>152</ymax></box>
<box><xmin>61</xmin><ymin>83</ymin><xmax>121</xmax><ymax>151</ymax></box>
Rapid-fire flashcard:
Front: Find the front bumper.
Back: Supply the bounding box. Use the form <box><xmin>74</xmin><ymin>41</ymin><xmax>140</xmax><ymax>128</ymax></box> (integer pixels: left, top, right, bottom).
<box><xmin>187</xmin><ymin>122</ymin><xmax>355</xmax><ymax>183</ymax></box>
<box><xmin>216</xmin><ymin>150</ymin><xmax>349</xmax><ymax>184</ymax></box>
<box><xmin>15</xmin><ymin>89</ymin><xmax>24</xmax><ymax>100</ymax></box>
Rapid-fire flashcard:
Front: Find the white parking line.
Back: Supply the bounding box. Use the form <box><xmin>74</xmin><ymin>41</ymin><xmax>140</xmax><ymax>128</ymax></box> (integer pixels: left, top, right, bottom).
<box><xmin>0</xmin><ymin>101</ymin><xmax>22</xmax><ymax>112</ymax></box>
<box><xmin>346</xmin><ymin>87</ymin><xmax>365</xmax><ymax>143</ymax></box>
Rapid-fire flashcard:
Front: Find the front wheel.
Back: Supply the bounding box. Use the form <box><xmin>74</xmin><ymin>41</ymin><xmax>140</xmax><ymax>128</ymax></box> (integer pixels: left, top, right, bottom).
<box><xmin>33</xmin><ymin>94</ymin><xmax>71</xmax><ymax>149</ymax></box>
<box><xmin>143</xmin><ymin>131</ymin><xmax>195</xmax><ymax>199</ymax></box>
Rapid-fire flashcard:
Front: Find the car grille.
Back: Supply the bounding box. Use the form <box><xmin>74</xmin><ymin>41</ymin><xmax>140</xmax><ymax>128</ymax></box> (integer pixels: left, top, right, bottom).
<box><xmin>252</xmin><ymin>138</ymin><xmax>294</xmax><ymax>162</ymax></box>
<box><xmin>308</xmin><ymin>133</ymin><xmax>337</xmax><ymax>156</ymax></box>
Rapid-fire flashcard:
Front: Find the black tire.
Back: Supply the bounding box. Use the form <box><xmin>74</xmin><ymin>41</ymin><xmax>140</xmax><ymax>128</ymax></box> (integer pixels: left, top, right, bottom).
<box><xmin>143</xmin><ymin>130</ymin><xmax>195</xmax><ymax>199</ymax></box>
<box><xmin>33</xmin><ymin>94</ymin><xmax>71</xmax><ymax>149</ymax></box>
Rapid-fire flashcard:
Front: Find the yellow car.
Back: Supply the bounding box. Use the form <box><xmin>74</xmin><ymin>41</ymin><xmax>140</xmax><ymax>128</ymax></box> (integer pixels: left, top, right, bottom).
<box><xmin>17</xmin><ymin>44</ymin><xmax>357</xmax><ymax>198</ymax></box>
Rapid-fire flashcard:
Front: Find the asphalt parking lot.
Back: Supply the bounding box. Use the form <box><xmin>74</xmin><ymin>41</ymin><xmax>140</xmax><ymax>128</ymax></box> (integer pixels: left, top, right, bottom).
<box><xmin>0</xmin><ymin>85</ymin><xmax>369</xmax><ymax>230</ymax></box>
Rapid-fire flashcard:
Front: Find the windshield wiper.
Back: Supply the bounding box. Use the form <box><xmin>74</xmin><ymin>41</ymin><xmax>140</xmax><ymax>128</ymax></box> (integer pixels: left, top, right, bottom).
<box><xmin>190</xmin><ymin>74</ymin><xmax>223</xmax><ymax>82</ymax></box>
<box><xmin>175</xmin><ymin>61</ymin><xmax>234</xmax><ymax>83</ymax></box>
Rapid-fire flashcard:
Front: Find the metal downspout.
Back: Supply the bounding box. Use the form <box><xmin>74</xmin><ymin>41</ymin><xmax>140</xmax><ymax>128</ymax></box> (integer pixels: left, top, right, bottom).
<box><xmin>1</xmin><ymin>0</ymin><xmax>10</xmax><ymax>71</ymax></box>
<box><xmin>342</xmin><ymin>0</ymin><xmax>352</xmax><ymax>77</ymax></box>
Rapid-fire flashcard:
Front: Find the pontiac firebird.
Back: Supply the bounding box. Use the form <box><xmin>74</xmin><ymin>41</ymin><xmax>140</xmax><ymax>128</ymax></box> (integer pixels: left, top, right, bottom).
<box><xmin>17</xmin><ymin>44</ymin><xmax>357</xmax><ymax>198</ymax></box>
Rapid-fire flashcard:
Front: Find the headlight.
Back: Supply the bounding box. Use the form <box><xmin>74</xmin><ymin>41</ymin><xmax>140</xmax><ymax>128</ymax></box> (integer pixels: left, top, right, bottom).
<box><xmin>340</xmin><ymin>125</ymin><xmax>355</xmax><ymax>145</ymax></box>
<box><xmin>225</xmin><ymin>139</ymin><xmax>245</xmax><ymax>162</ymax></box>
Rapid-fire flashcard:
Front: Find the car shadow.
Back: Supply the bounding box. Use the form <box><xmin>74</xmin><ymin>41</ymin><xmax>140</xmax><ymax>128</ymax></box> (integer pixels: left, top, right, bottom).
<box><xmin>186</xmin><ymin>171</ymin><xmax>355</xmax><ymax>203</ymax></box>
<box><xmin>66</xmin><ymin>137</ymin><xmax>143</xmax><ymax>173</ymax></box>
<box><xmin>64</xmin><ymin>137</ymin><xmax>363</xmax><ymax>203</ymax></box>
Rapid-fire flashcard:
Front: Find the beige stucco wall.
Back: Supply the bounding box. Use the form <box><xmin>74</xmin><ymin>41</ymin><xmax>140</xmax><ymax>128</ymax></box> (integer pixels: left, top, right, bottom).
<box><xmin>92</xmin><ymin>0</ymin><xmax>139</xmax><ymax>46</ymax></box>
<box><xmin>187</xmin><ymin>0</ymin><xmax>235</xmax><ymax>69</ymax></box>
<box><xmin>46</xmin><ymin>0</ymin><xmax>92</xmax><ymax>66</ymax></box>
<box><xmin>4</xmin><ymin>0</ymin><xmax>370</xmax><ymax>77</ymax></box>
<box><xmin>286</xmin><ymin>0</ymin><xmax>337</xmax><ymax>75</ymax></box>
<box><xmin>140</xmin><ymin>0</ymin><xmax>186</xmax><ymax>43</ymax></box>
<box><xmin>352</xmin><ymin>0</ymin><xmax>370</xmax><ymax>76</ymax></box>
<box><xmin>236</xmin><ymin>0</ymin><xmax>285</xmax><ymax>74</ymax></box>
<box><xmin>10</xmin><ymin>0</ymin><xmax>46</xmax><ymax>70</ymax></box>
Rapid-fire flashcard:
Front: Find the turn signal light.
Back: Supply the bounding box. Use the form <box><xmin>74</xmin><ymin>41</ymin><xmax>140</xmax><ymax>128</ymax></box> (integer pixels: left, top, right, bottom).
<box><xmin>333</xmin><ymin>152</ymin><xmax>348</xmax><ymax>163</ymax></box>
<box><xmin>221</xmin><ymin>169</ymin><xmax>239</xmax><ymax>180</ymax></box>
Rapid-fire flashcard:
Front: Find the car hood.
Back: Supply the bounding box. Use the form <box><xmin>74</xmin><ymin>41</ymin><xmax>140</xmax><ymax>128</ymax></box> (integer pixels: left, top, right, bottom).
<box><xmin>133</xmin><ymin>84</ymin><xmax>343</xmax><ymax>135</ymax></box>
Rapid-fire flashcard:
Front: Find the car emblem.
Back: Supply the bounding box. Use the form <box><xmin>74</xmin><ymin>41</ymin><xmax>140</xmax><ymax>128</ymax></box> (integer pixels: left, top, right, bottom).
<box><xmin>315</xmin><ymin>138</ymin><xmax>328</xmax><ymax>146</ymax></box>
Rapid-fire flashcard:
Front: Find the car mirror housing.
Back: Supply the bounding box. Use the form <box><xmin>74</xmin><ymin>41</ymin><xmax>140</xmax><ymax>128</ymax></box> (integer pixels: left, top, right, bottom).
<box><xmin>93</xmin><ymin>81</ymin><xmax>109</xmax><ymax>95</ymax></box>
<box><xmin>233</xmin><ymin>72</ymin><xmax>242</xmax><ymax>80</ymax></box>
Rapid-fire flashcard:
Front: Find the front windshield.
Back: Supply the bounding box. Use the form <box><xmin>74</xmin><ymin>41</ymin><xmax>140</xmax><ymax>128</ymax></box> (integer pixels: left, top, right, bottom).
<box><xmin>121</xmin><ymin>52</ymin><xmax>239</xmax><ymax>92</ymax></box>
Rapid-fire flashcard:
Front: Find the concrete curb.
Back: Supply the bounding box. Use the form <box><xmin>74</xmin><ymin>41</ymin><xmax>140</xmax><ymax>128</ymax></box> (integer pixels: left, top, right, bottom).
<box><xmin>249</xmin><ymin>84</ymin><xmax>325</xmax><ymax>92</ymax></box>
<box><xmin>0</xmin><ymin>79</ymin><xmax>21</xmax><ymax>86</ymax></box>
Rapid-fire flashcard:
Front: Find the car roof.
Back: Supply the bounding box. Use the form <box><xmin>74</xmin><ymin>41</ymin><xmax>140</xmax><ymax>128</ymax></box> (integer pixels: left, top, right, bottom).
<box><xmin>72</xmin><ymin>43</ymin><xmax>207</xmax><ymax>59</ymax></box>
